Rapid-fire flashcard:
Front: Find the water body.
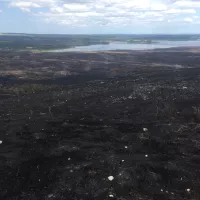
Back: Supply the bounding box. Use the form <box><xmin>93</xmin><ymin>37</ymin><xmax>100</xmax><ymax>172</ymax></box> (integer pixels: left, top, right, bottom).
<box><xmin>55</xmin><ymin>40</ymin><xmax>200</xmax><ymax>52</ymax></box>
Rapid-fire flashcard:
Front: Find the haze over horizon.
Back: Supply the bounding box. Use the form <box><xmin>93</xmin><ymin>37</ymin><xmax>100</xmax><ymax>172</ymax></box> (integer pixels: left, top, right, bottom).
<box><xmin>1</xmin><ymin>0</ymin><xmax>200</xmax><ymax>34</ymax></box>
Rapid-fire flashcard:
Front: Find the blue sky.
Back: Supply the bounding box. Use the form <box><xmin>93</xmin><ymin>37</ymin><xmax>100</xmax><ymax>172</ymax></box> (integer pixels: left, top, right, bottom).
<box><xmin>1</xmin><ymin>0</ymin><xmax>200</xmax><ymax>34</ymax></box>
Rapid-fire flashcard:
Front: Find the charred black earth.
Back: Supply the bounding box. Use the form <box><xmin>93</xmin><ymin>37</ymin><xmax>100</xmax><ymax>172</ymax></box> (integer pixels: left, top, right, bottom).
<box><xmin>1</xmin><ymin>48</ymin><xmax>200</xmax><ymax>200</ymax></box>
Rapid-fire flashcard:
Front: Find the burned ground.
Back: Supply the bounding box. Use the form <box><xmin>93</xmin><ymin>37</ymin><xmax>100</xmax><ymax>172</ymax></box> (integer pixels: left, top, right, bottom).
<box><xmin>1</xmin><ymin>49</ymin><xmax>200</xmax><ymax>200</ymax></box>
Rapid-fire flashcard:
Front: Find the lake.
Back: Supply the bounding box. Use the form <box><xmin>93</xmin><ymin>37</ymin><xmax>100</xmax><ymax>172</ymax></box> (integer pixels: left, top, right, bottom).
<box><xmin>54</xmin><ymin>40</ymin><xmax>200</xmax><ymax>52</ymax></box>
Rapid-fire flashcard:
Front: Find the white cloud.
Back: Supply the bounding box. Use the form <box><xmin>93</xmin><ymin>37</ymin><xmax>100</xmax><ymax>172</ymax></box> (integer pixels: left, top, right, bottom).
<box><xmin>63</xmin><ymin>3</ymin><xmax>89</xmax><ymax>11</ymax></box>
<box><xmin>9</xmin><ymin>0</ymin><xmax>199</xmax><ymax>26</ymax></box>
<box><xmin>151</xmin><ymin>3</ymin><xmax>167</xmax><ymax>10</ymax></box>
<box><xmin>184</xmin><ymin>17</ymin><xmax>193</xmax><ymax>22</ymax></box>
<box><xmin>165</xmin><ymin>8</ymin><xmax>196</xmax><ymax>14</ymax></box>
<box><xmin>10</xmin><ymin>1</ymin><xmax>40</xmax><ymax>8</ymax></box>
<box><xmin>50</xmin><ymin>6</ymin><xmax>64</xmax><ymax>13</ymax></box>
<box><xmin>174</xmin><ymin>0</ymin><xmax>200</xmax><ymax>8</ymax></box>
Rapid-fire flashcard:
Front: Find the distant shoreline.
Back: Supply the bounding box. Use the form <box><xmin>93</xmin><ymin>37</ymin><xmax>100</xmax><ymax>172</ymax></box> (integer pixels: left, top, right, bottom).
<box><xmin>1</xmin><ymin>34</ymin><xmax>200</xmax><ymax>52</ymax></box>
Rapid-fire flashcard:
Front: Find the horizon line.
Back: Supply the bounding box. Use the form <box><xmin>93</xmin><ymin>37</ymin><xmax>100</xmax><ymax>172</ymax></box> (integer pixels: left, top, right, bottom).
<box><xmin>1</xmin><ymin>32</ymin><xmax>200</xmax><ymax>35</ymax></box>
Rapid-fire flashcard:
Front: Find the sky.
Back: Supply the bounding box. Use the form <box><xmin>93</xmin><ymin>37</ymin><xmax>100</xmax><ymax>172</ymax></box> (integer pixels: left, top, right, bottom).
<box><xmin>0</xmin><ymin>0</ymin><xmax>200</xmax><ymax>34</ymax></box>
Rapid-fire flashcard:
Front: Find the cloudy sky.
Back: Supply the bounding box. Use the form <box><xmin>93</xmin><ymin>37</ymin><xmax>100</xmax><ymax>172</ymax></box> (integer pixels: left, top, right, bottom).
<box><xmin>0</xmin><ymin>0</ymin><xmax>200</xmax><ymax>33</ymax></box>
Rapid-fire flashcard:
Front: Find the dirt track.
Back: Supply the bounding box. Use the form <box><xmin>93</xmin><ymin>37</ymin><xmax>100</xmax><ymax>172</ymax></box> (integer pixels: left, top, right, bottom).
<box><xmin>1</xmin><ymin>49</ymin><xmax>200</xmax><ymax>199</ymax></box>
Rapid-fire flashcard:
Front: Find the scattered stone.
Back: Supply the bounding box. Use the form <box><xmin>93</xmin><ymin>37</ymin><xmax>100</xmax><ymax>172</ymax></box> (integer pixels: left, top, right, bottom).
<box><xmin>161</xmin><ymin>189</ymin><xmax>163</xmax><ymax>192</ymax></box>
<box><xmin>121</xmin><ymin>160</ymin><xmax>124</xmax><ymax>162</ymax></box>
<box><xmin>48</xmin><ymin>194</ymin><xmax>54</xmax><ymax>198</ymax></box>
<box><xmin>109</xmin><ymin>194</ymin><xmax>114</xmax><ymax>198</ymax></box>
<box><xmin>0</xmin><ymin>140</ymin><xmax>2</xmax><ymax>144</ymax></box>
<box><xmin>186</xmin><ymin>188</ymin><xmax>191</xmax><ymax>192</ymax></box>
<box><xmin>68</xmin><ymin>158</ymin><xmax>71</xmax><ymax>161</ymax></box>
<box><xmin>128</xmin><ymin>95</ymin><xmax>132</xmax><ymax>99</ymax></box>
<box><xmin>143</xmin><ymin>128</ymin><xmax>148</xmax><ymax>132</ymax></box>
<box><xmin>124</xmin><ymin>146</ymin><xmax>128</xmax><ymax>149</ymax></box>
<box><xmin>145</xmin><ymin>154</ymin><xmax>148</xmax><ymax>157</ymax></box>
<box><xmin>108</xmin><ymin>176</ymin><xmax>114</xmax><ymax>181</ymax></box>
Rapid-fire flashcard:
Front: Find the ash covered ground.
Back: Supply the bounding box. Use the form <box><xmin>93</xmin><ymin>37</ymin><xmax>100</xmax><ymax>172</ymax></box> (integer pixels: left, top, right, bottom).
<box><xmin>1</xmin><ymin>48</ymin><xmax>200</xmax><ymax>199</ymax></box>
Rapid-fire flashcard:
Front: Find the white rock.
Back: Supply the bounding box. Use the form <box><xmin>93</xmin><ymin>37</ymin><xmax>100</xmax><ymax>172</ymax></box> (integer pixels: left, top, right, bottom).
<box><xmin>161</xmin><ymin>189</ymin><xmax>163</xmax><ymax>192</ymax></box>
<box><xmin>0</xmin><ymin>140</ymin><xmax>2</xmax><ymax>144</ymax></box>
<box><xmin>122</xmin><ymin>160</ymin><xmax>124</xmax><ymax>162</ymax></box>
<box><xmin>108</xmin><ymin>176</ymin><xmax>114</xmax><ymax>181</ymax></box>
<box><xmin>145</xmin><ymin>154</ymin><xmax>148</xmax><ymax>157</ymax></box>
<box><xmin>186</xmin><ymin>188</ymin><xmax>191</xmax><ymax>192</ymax></box>
<box><xmin>109</xmin><ymin>194</ymin><xmax>114</xmax><ymax>198</ymax></box>
<box><xmin>68</xmin><ymin>158</ymin><xmax>71</xmax><ymax>161</ymax></box>
<box><xmin>143</xmin><ymin>128</ymin><xmax>148</xmax><ymax>132</ymax></box>
<box><xmin>183</xmin><ymin>87</ymin><xmax>187</xmax><ymax>89</ymax></box>
<box><xmin>48</xmin><ymin>194</ymin><xmax>54</xmax><ymax>198</ymax></box>
<box><xmin>124</xmin><ymin>146</ymin><xmax>128</xmax><ymax>149</ymax></box>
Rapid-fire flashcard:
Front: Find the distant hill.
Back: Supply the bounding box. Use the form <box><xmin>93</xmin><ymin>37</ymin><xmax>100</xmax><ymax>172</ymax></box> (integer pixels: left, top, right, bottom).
<box><xmin>0</xmin><ymin>33</ymin><xmax>29</xmax><ymax>36</ymax></box>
